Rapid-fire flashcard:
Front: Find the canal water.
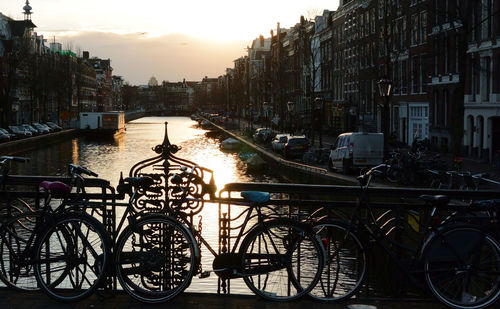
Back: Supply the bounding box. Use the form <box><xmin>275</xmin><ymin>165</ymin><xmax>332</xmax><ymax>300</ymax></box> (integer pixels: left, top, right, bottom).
<box><xmin>11</xmin><ymin>116</ymin><xmax>280</xmax><ymax>294</ymax></box>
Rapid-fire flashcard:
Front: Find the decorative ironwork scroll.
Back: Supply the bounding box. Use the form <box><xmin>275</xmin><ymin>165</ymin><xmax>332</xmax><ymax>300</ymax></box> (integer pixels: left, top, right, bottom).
<box><xmin>127</xmin><ymin>122</ymin><xmax>216</xmax><ymax>217</ymax></box>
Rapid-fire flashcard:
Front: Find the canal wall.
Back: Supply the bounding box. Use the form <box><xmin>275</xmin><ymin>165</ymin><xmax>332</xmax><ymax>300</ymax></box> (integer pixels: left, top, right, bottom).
<box><xmin>207</xmin><ymin>121</ymin><xmax>357</xmax><ymax>185</ymax></box>
<box><xmin>0</xmin><ymin>129</ymin><xmax>80</xmax><ymax>156</ymax></box>
<box><xmin>125</xmin><ymin>110</ymin><xmax>146</xmax><ymax>122</ymax></box>
<box><xmin>0</xmin><ymin>112</ymin><xmax>146</xmax><ymax>156</ymax></box>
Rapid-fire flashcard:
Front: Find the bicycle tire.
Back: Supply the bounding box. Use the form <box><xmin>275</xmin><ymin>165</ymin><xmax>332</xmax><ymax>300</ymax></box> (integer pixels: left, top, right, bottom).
<box><xmin>0</xmin><ymin>210</ymin><xmax>42</xmax><ymax>290</ymax></box>
<box><xmin>34</xmin><ymin>212</ymin><xmax>111</xmax><ymax>302</ymax></box>
<box><xmin>240</xmin><ymin>218</ymin><xmax>325</xmax><ymax>301</ymax></box>
<box><xmin>385</xmin><ymin>167</ymin><xmax>400</xmax><ymax>183</ymax></box>
<box><xmin>308</xmin><ymin>219</ymin><xmax>366</xmax><ymax>301</ymax></box>
<box><xmin>115</xmin><ymin>214</ymin><xmax>197</xmax><ymax>304</ymax></box>
<box><xmin>424</xmin><ymin>226</ymin><xmax>500</xmax><ymax>309</ymax></box>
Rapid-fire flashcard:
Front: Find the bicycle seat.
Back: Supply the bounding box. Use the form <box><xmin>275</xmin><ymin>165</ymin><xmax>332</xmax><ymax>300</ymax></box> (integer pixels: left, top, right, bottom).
<box><xmin>124</xmin><ymin>176</ymin><xmax>154</xmax><ymax>189</ymax></box>
<box><xmin>241</xmin><ymin>191</ymin><xmax>270</xmax><ymax>203</ymax></box>
<box><xmin>420</xmin><ymin>195</ymin><xmax>450</xmax><ymax>206</ymax></box>
<box><xmin>40</xmin><ymin>181</ymin><xmax>71</xmax><ymax>196</ymax></box>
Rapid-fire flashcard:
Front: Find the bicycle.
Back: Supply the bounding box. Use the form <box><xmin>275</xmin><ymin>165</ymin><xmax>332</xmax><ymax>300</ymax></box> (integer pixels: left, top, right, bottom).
<box><xmin>306</xmin><ymin>164</ymin><xmax>500</xmax><ymax>309</ymax></box>
<box><xmin>112</xmin><ymin>164</ymin><xmax>326</xmax><ymax>303</ymax></box>
<box><xmin>0</xmin><ymin>158</ymin><xmax>111</xmax><ymax>302</ymax></box>
<box><xmin>0</xmin><ymin>156</ymin><xmax>36</xmax><ymax>217</ymax></box>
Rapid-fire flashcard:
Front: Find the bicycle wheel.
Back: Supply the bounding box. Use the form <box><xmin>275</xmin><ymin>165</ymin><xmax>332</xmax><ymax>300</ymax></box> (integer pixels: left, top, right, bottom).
<box><xmin>308</xmin><ymin>219</ymin><xmax>366</xmax><ymax>301</ymax></box>
<box><xmin>240</xmin><ymin>218</ymin><xmax>324</xmax><ymax>301</ymax></box>
<box><xmin>0</xmin><ymin>211</ymin><xmax>42</xmax><ymax>290</ymax></box>
<box><xmin>424</xmin><ymin>226</ymin><xmax>500</xmax><ymax>309</ymax></box>
<box><xmin>115</xmin><ymin>215</ymin><xmax>197</xmax><ymax>304</ymax></box>
<box><xmin>385</xmin><ymin>167</ymin><xmax>400</xmax><ymax>183</ymax></box>
<box><xmin>34</xmin><ymin>212</ymin><xmax>111</xmax><ymax>302</ymax></box>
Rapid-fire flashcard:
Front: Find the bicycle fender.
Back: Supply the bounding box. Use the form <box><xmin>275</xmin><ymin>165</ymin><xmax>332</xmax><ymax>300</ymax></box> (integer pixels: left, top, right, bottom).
<box><xmin>420</xmin><ymin>223</ymin><xmax>485</xmax><ymax>262</ymax></box>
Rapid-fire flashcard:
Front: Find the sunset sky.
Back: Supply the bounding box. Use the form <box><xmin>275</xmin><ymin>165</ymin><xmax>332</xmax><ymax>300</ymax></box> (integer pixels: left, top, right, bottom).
<box><xmin>3</xmin><ymin>0</ymin><xmax>339</xmax><ymax>84</ymax></box>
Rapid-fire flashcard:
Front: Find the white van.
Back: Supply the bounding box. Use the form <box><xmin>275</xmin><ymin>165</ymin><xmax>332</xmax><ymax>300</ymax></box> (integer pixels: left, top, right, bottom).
<box><xmin>328</xmin><ymin>132</ymin><xmax>384</xmax><ymax>174</ymax></box>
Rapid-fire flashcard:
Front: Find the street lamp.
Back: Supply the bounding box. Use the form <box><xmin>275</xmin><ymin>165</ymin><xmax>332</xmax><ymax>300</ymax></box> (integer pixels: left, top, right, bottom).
<box><xmin>287</xmin><ymin>101</ymin><xmax>295</xmax><ymax>134</ymax></box>
<box><xmin>248</xmin><ymin>103</ymin><xmax>253</xmax><ymax>133</ymax></box>
<box><xmin>377</xmin><ymin>78</ymin><xmax>393</xmax><ymax>151</ymax></box>
<box><xmin>263</xmin><ymin>101</ymin><xmax>270</xmax><ymax>129</ymax></box>
<box><xmin>377</xmin><ymin>78</ymin><xmax>393</xmax><ymax>98</ymax></box>
<box><xmin>314</xmin><ymin>97</ymin><xmax>324</xmax><ymax>148</ymax></box>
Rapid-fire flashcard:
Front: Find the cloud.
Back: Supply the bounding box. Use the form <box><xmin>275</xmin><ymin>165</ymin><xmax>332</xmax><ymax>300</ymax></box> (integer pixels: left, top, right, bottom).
<box><xmin>49</xmin><ymin>31</ymin><xmax>248</xmax><ymax>85</ymax></box>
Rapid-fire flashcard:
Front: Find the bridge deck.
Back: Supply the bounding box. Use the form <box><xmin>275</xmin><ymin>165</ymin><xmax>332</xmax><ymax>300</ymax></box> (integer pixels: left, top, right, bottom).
<box><xmin>0</xmin><ymin>289</ymin><xmax>462</xmax><ymax>309</ymax></box>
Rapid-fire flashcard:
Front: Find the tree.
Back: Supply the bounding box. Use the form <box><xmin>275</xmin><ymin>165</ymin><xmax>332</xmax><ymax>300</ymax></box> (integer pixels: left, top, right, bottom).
<box><xmin>148</xmin><ymin>76</ymin><xmax>158</xmax><ymax>87</ymax></box>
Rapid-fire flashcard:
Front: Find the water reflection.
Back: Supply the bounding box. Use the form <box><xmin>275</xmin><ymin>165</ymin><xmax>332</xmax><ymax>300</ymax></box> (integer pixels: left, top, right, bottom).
<box><xmin>12</xmin><ymin>117</ymin><xmax>276</xmax><ymax>187</ymax></box>
<box><xmin>10</xmin><ymin>116</ymin><xmax>279</xmax><ymax>295</ymax></box>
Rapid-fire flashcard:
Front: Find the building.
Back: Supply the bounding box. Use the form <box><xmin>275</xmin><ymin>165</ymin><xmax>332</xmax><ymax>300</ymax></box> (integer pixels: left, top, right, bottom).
<box><xmin>88</xmin><ymin>56</ymin><xmax>113</xmax><ymax>112</ymax></box>
<box><xmin>112</xmin><ymin>75</ymin><xmax>123</xmax><ymax>111</ymax></box>
<box><xmin>247</xmin><ymin>35</ymin><xmax>271</xmax><ymax>119</ymax></box>
<box><xmin>463</xmin><ymin>0</ymin><xmax>500</xmax><ymax>161</ymax></box>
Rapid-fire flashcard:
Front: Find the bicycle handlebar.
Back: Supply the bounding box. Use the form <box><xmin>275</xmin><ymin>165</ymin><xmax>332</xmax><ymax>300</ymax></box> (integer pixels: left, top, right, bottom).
<box><xmin>356</xmin><ymin>164</ymin><xmax>389</xmax><ymax>187</ymax></box>
<box><xmin>0</xmin><ymin>156</ymin><xmax>30</xmax><ymax>164</ymax></box>
<box><xmin>68</xmin><ymin>163</ymin><xmax>98</xmax><ymax>177</ymax></box>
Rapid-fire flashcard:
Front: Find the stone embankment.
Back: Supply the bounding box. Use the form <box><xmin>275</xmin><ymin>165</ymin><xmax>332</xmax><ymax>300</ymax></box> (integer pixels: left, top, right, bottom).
<box><xmin>0</xmin><ymin>129</ymin><xmax>79</xmax><ymax>156</ymax></box>
<box><xmin>206</xmin><ymin>120</ymin><xmax>359</xmax><ymax>185</ymax></box>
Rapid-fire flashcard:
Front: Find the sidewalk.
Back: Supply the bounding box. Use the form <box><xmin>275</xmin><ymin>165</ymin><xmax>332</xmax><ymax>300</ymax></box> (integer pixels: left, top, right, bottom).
<box><xmin>0</xmin><ymin>289</ymin><xmax>459</xmax><ymax>309</ymax></box>
<box><xmin>224</xmin><ymin>117</ymin><xmax>500</xmax><ymax>184</ymax></box>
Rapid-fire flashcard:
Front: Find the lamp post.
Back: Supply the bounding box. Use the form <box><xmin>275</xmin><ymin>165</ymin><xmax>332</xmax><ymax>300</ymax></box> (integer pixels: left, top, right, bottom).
<box><xmin>377</xmin><ymin>78</ymin><xmax>393</xmax><ymax>151</ymax></box>
<box><xmin>314</xmin><ymin>97</ymin><xmax>324</xmax><ymax>148</ymax></box>
<box><xmin>263</xmin><ymin>101</ymin><xmax>270</xmax><ymax>129</ymax></box>
<box><xmin>287</xmin><ymin>101</ymin><xmax>295</xmax><ymax>134</ymax></box>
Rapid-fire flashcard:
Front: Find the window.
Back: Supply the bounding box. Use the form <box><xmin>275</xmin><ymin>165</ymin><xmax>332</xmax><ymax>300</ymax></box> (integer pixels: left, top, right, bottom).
<box><xmin>444</xmin><ymin>34</ymin><xmax>449</xmax><ymax>73</ymax></box>
<box><xmin>420</xmin><ymin>54</ymin><xmax>427</xmax><ymax>93</ymax></box>
<box><xmin>360</xmin><ymin>14</ymin><xmax>364</xmax><ymax>37</ymax></box>
<box><xmin>482</xmin><ymin>0</ymin><xmax>492</xmax><ymax>40</ymax></box>
<box><xmin>411</xmin><ymin>14</ymin><xmax>419</xmax><ymax>45</ymax></box>
<box><xmin>420</xmin><ymin>11</ymin><xmax>427</xmax><ymax>43</ymax></box>
<box><xmin>433</xmin><ymin>91</ymin><xmax>438</xmax><ymax>126</ymax></box>
<box><xmin>401</xmin><ymin>17</ymin><xmax>407</xmax><ymax>49</ymax></box>
<box><xmin>365</xmin><ymin>12</ymin><xmax>369</xmax><ymax>36</ymax></box>
<box><xmin>482</xmin><ymin>57</ymin><xmax>491</xmax><ymax>102</ymax></box>
<box><xmin>471</xmin><ymin>59</ymin><xmax>477</xmax><ymax>101</ymax></box>
<box><xmin>412</xmin><ymin>56</ymin><xmax>419</xmax><ymax>93</ymax></box>
<box><xmin>443</xmin><ymin>90</ymin><xmax>449</xmax><ymax>127</ymax></box>
<box><xmin>401</xmin><ymin>60</ymin><xmax>408</xmax><ymax>94</ymax></box>
<box><xmin>371</xmin><ymin>9</ymin><xmax>376</xmax><ymax>34</ymax></box>
<box><xmin>379</xmin><ymin>31</ymin><xmax>385</xmax><ymax>56</ymax></box>
<box><xmin>434</xmin><ymin>0</ymin><xmax>439</xmax><ymax>26</ymax></box>
<box><xmin>434</xmin><ymin>39</ymin><xmax>439</xmax><ymax>75</ymax></box>
<box><xmin>393</xmin><ymin>63</ymin><xmax>400</xmax><ymax>94</ymax></box>
<box><xmin>445</xmin><ymin>0</ymin><xmax>449</xmax><ymax>23</ymax></box>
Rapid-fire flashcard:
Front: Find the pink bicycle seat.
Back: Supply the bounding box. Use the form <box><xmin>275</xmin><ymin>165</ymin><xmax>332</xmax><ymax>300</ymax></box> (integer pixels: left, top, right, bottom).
<box><xmin>40</xmin><ymin>181</ymin><xmax>71</xmax><ymax>195</ymax></box>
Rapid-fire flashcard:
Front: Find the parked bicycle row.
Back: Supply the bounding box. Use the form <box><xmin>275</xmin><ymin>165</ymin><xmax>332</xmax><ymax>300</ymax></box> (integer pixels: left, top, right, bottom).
<box><xmin>1</xmin><ymin>123</ymin><xmax>500</xmax><ymax>309</ymax></box>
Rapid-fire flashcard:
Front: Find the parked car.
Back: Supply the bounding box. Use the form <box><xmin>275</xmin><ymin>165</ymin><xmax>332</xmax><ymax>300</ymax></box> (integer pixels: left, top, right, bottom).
<box><xmin>253</xmin><ymin>128</ymin><xmax>274</xmax><ymax>143</ymax></box>
<box><xmin>328</xmin><ymin>132</ymin><xmax>384</xmax><ymax>174</ymax></box>
<box><xmin>45</xmin><ymin>122</ymin><xmax>63</xmax><ymax>132</ymax></box>
<box><xmin>21</xmin><ymin>124</ymin><xmax>40</xmax><ymax>136</ymax></box>
<box><xmin>8</xmin><ymin>125</ymin><xmax>32</xmax><ymax>139</ymax></box>
<box><xmin>32</xmin><ymin>123</ymin><xmax>51</xmax><ymax>134</ymax></box>
<box><xmin>0</xmin><ymin>128</ymin><xmax>16</xmax><ymax>140</ymax></box>
<box><xmin>283</xmin><ymin>136</ymin><xmax>309</xmax><ymax>159</ymax></box>
<box><xmin>0</xmin><ymin>131</ymin><xmax>10</xmax><ymax>143</ymax></box>
<box><xmin>271</xmin><ymin>134</ymin><xmax>289</xmax><ymax>153</ymax></box>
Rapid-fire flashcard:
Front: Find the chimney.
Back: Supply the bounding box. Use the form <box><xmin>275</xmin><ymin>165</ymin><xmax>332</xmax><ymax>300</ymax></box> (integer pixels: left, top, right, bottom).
<box><xmin>83</xmin><ymin>51</ymin><xmax>89</xmax><ymax>59</ymax></box>
<box><xmin>260</xmin><ymin>35</ymin><xmax>264</xmax><ymax>47</ymax></box>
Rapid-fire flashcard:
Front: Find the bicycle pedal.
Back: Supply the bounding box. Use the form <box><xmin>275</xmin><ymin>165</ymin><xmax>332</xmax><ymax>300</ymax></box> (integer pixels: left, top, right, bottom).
<box><xmin>199</xmin><ymin>271</ymin><xmax>211</xmax><ymax>279</ymax></box>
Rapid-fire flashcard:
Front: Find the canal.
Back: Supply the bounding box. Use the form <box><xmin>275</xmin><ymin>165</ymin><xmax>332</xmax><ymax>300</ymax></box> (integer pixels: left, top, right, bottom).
<box><xmin>11</xmin><ymin>116</ymin><xmax>280</xmax><ymax>295</ymax></box>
